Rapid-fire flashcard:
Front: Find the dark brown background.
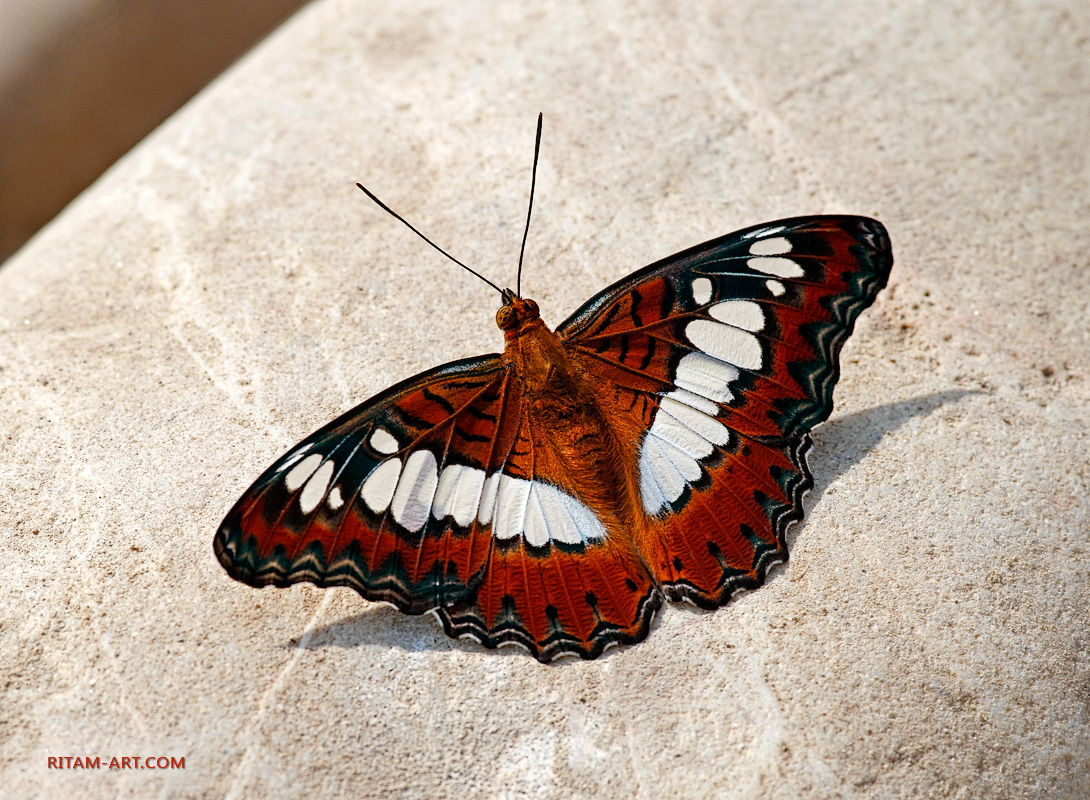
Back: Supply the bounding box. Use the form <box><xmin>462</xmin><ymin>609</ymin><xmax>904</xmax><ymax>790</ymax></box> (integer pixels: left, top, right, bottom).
<box><xmin>0</xmin><ymin>0</ymin><xmax>309</xmax><ymax>263</ymax></box>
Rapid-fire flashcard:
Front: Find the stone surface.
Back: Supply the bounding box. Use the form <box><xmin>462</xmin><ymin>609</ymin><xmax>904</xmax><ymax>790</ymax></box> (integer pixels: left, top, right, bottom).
<box><xmin>1</xmin><ymin>1</ymin><xmax>1087</xmax><ymax>797</ymax></box>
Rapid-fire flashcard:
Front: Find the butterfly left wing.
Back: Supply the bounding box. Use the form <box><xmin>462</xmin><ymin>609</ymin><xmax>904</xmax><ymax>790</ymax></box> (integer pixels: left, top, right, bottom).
<box><xmin>214</xmin><ymin>355</ymin><xmax>514</xmax><ymax>613</ymax></box>
<box><xmin>558</xmin><ymin>216</ymin><xmax>892</xmax><ymax>606</ymax></box>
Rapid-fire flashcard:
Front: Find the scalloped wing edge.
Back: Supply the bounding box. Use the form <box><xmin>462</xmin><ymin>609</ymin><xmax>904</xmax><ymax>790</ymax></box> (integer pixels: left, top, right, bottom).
<box><xmin>659</xmin><ymin>433</ymin><xmax>813</xmax><ymax>609</ymax></box>
<box><xmin>434</xmin><ymin>583</ymin><xmax>664</xmax><ymax>663</ymax></box>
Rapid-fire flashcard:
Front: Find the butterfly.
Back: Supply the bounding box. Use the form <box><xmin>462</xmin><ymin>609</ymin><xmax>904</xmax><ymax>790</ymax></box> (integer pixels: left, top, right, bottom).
<box><xmin>214</xmin><ymin>120</ymin><xmax>892</xmax><ymax>662</ymax></box>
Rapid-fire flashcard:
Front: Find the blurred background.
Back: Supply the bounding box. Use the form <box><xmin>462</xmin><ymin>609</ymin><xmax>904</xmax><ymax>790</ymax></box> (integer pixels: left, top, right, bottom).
<box><xmin>0</xmin><ymin>0</ymin><xmax>310</xmax><ymax>265</ymax></box>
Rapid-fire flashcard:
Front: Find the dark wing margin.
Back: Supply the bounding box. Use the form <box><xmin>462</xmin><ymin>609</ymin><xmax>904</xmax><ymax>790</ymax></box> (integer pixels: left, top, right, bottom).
<box><xmin>434</xmin><ymin>539</ymin><xmax>662</xmax><ymax>662</ymax></box>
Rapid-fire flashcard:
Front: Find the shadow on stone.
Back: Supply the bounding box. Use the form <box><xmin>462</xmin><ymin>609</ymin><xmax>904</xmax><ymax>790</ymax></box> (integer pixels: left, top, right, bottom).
<box><xmin>800</xmin><ymin>388</ymin><xmax>977</xmax><ymax>526</ymax></box>
<box><xmin>298</xmin><ymin>388</ymin><xmax>977</xmax><ymax>658</ymax></box>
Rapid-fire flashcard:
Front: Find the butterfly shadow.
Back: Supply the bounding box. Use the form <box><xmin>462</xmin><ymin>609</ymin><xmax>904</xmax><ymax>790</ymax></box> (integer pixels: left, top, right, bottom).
<box><xmin>800</xmin><ymin>388</ymin><xmax>976</xmax><ymax>513</ymax></box>
<box><xmin>298</xmin><ymin>388</ymin><xmax>977</xmax><ymax>659</ymax></box>
<box><xmin>669</xmin><ymin>387</ymin><xmax>978</xmax><ymax>622</ymax></box>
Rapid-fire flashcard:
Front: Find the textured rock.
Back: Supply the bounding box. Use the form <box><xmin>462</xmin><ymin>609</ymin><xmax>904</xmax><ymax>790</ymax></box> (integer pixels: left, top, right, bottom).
<box><xmin>1</xmin><ymin>1</ymin><xmax>1087</xmax><ymax>797</ymax></box>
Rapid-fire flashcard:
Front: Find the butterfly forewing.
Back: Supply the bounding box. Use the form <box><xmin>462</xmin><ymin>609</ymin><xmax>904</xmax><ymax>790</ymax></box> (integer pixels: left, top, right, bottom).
<box><xmin>561</xmin><ymin>216</ymin><xmax>892</xmax><ymax>604</ymax></box>
<box><xmin>215</xmin><ymin>355</ymin><xmax>512</xmax><ymax>611</ymax></box>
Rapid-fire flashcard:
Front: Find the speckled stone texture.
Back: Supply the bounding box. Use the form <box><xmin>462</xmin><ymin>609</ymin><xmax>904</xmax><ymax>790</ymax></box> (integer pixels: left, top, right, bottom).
<box><xmin>1</xmin><ymin>1</ymin><xmax>1087</xmax><ymax>798</ymax></box>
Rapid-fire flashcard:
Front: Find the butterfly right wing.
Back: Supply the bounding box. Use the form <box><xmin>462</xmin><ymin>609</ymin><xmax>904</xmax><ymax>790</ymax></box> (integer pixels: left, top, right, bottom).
<box><xmin>558</xmin><ymin>216</ymin><xmax>892</xmax><ymax>606</ymax></box>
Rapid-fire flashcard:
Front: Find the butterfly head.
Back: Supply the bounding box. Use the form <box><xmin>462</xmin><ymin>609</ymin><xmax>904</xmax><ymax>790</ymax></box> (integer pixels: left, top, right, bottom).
<box><xmin>496</xmin><ymin>293</ymin><xmax>541</xmax><ymax>333</ymax></box>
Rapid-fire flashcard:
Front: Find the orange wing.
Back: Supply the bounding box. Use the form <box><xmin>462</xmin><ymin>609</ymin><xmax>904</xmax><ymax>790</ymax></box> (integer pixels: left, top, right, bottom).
<box><xmin>560</xmin><ymin>216</ymin><xmax>892</xmax><ymax>604</ymax></box>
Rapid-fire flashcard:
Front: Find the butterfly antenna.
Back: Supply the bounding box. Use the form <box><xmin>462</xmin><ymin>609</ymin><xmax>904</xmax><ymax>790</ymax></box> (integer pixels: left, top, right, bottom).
<box><xmin>515</xmin><ymin>112</ymin><xmax>543</xmax><ymax>299</ymax></box>
<box><xmin>355</xmin><ymin>182</ymin><xmax>505</xmax><ymax>298</ymax></box>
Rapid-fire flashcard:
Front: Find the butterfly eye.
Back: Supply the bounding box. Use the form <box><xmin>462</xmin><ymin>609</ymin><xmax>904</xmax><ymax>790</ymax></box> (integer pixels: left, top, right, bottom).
<box><xmin>524</xmin><ymin>299</ymin><xmax>539</xmax><ymax>316</ymax></box>
<box><xmin>496</xmin><ymin>306</ymin><xmax>516</xmax><ymax>330</ymax></box>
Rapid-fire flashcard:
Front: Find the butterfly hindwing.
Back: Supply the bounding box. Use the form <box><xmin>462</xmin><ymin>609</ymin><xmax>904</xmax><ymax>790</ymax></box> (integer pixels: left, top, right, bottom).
<box><xmin>435</xmin><ymin>482</ymin><xmax>660</xmax><ymax>661</ymax></box>
<box><xmin>561</xmin><ymin>216</ymin><xmax>892</xmax><ymax>604</ymax></box>
<box><xmin>431</xmin><ymin>405</ymin><xmax>660</xmax><ymax>661</ymax></box>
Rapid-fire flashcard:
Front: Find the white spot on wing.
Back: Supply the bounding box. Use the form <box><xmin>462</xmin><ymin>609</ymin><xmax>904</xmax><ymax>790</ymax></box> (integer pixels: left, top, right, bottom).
<box><xmin>391</xmin><ymin>450</ymin><xmax>439</xmax><ymax>533</ymax></box>
<box><xmin>523</xmin><ymin>490</ymin><xmax>551</xmax><ymax>548</ymax></box>
<box><xmin>369</xmin><ymin>427</ymin><xmax>399</xmax><ymax>454</ymax></box>
<box><xmin>638</xmin><ymin>446</ymin><xmax>671</xmax><ymax>513</ymax></box>
<box><xmin>649</xmin><ymin>405</ymin><xmax>714</xmax><ymax>459</ymax></box>
<box><xmin>748</xmin><ymin>256</ymin><xmax>805</xmax><ymax>279</ymax></box>
<box><xmin>660</xmin><ymin>396</ymin><xmax>730</xmax><ymax>446</ymax></box>
<box><xmin>691</xmin><ymin>277</ymin><xmax>713</xmax><ymax>305</ymax></box>
<box><xmin>492</xmin><ymin>474</ymin><xmax>531</xmax><ymax>541</ymax></box>
<box><xmin>285</xmin><ymin>453</ymin><xmax>323</xmax><ymax>492</ymax></box>
<box><xmin>478</xmin><ymin>472</ymin><xmax>501</xmax><ymax>525</ymax></box>
<box><xmin>277</xmin><ymin>443</ymin><xmax>314</xmax><ymax>472</ymax></box>
<box><xmin>766</xmin><ymin>279</ymin><xmax>785</xmax><ymax>296</ymax></box>
<box><xmin>686</xmin><ymin>319</ymin><xmax>763</xmax><ymax>370</ymax></box>
<box><xmin>432</xmin><ymin>464</ymin><xmax>461</xmax><ymax>520</ymax></box>
<box><xmin>535</xmin><ymin>483</ymin><xmax>606</xmax><ymax>544</ymax></box>
<box><xmin>362</xmin><ymin>459</ymin><xmax>401</xmax><ymax>513</ymax></box>
<box><xmin>664</xmin><ymin>388</ymin><xmax>718</xmax><ymax>416</ymax></box>
<box><xmin>299</xmin><ymin>459</ymin><xmax>335</xmax><ymax>514</ymax></box>
<box><xmin>638</xmin><ymin>378</ymin><xmax>739</xmax><ymax>513</ymax></box>
<box><xmin>674</xmin><ymin>352</ymin><xmax>738</xmax><ymax>404</ymax></box>
<box><xmin>327</xmin><ymin>486</ymin><xmax>344</xmax><ymax>510</ymax></box>
<box><xmin>433</xmin><ymin>464</ymin><xmax>487</xmax><ymax>527</ymax></box>
<box><xmin>708</xmin><ymin>300</ymin><xmax>765</xmax><ymax>332</ymax></box>
<box><xmin>474</xmin><ymin>472</ymin><xmax>607</xmax><ymax>545</ymax></box>
<box><xmin>638</xmin><ymin>435</ymin><xmax>699</xmax><ymax>513</ymax></box>
<box><xmin>749</xmin><ymin>236</ymin><xmax>792</xmax><ymax>255</ymax></box>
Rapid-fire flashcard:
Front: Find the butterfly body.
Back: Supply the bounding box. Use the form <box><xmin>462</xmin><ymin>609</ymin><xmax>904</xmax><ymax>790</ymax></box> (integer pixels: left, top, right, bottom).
<box><xmin>500</xmin><ymin>297</ymin><xmax>641</xmax><ymax>544</ymax></box>
<box><xmin>216</xmin><ymin>215</ymin><xmax>892</xmax><ymax>661</ymax></box>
